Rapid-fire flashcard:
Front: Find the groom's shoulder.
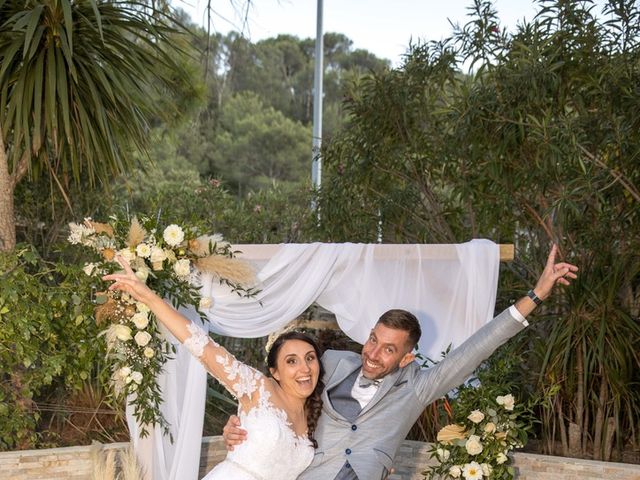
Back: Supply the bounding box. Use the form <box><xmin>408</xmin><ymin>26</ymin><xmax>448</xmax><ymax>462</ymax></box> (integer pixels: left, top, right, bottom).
<box><xmin>321</xmin><ymin>349</ymin><xmax>359</xmax><ymax>366</ymax></box>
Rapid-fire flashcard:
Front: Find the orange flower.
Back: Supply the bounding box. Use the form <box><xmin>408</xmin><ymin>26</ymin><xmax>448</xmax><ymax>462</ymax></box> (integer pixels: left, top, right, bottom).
<box><xmin>85</xmin><ymin>220</ymin><xmax>114</xmax><ymax>237</ymax></box>
<box><xmin>102</xmin><ymin>248</ymin><xmax>116</xmax><ymax>261</ymax></box>
<box><xmin>188</xmin><ymin>239</ymin><xmax>201</xmax><ymax>252</ymax></box>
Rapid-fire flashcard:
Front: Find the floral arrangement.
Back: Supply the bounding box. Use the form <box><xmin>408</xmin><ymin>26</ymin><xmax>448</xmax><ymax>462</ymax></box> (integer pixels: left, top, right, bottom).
<box><xmin>425</xmin><ymin>392</ymin><xmax>528</xmax><ymax>480</ymax></box>
<box><xmin>68</xmin><ymin>214</ymin><xmax>257</xmax><ymax>437</ymax></box>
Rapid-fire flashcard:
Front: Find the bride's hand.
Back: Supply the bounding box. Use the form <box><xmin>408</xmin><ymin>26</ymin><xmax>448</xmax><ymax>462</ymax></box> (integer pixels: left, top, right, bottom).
<box><xmin>102</xmin><ymin>256</ymin><xmax>158</xmax><ymax>305</ymax></box>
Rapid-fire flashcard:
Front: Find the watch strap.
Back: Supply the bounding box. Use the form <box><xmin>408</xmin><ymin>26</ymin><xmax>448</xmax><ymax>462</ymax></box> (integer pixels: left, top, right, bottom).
<box><xmin>527</xmin><ymin>289</ymin><xmax>543</xmax><ymax>305</ymax></box>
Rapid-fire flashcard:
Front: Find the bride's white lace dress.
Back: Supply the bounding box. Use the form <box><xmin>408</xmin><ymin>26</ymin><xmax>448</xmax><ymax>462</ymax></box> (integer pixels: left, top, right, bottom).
<box><xmin>184</xmin><ymin>323</ymin><xmax>314</xmax><ymax>480</ymax></box>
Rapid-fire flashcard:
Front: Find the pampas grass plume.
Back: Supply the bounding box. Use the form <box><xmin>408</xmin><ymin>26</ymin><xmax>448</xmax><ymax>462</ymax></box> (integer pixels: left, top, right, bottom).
<box><xmin>126</xmin><ymin>217</ymin><xmax>147</xmax><ymax>247</ymax></box>
<box><xmin>119</xmin><ymin>445</ymin><xmax>145</xmax><ymax>480</ymax></box>
<box><xmin>195</xmin><ymin>255</ymin><xmax>255</xmax><ymax>286</ymax></box>
<box><xmin>91</xmin><ymin>443</ymin><xmax>117</xmax><ymax>480</ymax></box>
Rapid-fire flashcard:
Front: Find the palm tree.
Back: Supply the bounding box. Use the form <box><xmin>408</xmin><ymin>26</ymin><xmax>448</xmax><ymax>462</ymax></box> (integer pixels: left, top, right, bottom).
<box><xmin>0</xmin><ymin>0</ymin><xmax>186</xmax><ymax>251</ymax></box>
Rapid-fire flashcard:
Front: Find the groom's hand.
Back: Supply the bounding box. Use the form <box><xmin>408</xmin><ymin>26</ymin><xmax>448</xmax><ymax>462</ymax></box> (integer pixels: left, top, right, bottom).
<box><xmin>222</xmin><ymin>415</ymin><xmax>247</xmax><ymax>451</ymax></box>
<box><xmin>531</xmin><ymin>244</ymin><xmax>578</xmax><ymax>300</ymax></box>
<box><xmin>514</xmin><ymin>244</ymin><xmax>579</xmax><ymax>318</ymax></box>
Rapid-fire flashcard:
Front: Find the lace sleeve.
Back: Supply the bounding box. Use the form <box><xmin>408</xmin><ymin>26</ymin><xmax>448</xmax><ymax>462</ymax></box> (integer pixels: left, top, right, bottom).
<box><xmin>183</xmin><ymin>323</ymin><xmax>266</xmax><ymax>400</ymax></box>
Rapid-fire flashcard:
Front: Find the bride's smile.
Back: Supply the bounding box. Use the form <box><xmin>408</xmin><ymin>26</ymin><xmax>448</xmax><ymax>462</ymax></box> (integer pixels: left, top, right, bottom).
<box><xmin>270</xmin><ymin>339</ymin><xmax>320</xmax><ymax>399</ymax></box>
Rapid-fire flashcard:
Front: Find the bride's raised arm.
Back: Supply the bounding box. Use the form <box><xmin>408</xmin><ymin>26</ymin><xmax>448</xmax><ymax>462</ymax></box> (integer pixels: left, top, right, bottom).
<box><xmin>103</xmin><ymin>257</ymin><xmax>267</xmax><ymax>403</ymax></box>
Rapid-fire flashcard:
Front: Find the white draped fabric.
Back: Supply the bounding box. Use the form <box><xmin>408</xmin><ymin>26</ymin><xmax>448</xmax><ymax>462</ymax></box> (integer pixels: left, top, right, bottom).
<box><xmin>127</xmin><ymin>240</ymin><xmax>501</xmax><ymax>480</ymax></box>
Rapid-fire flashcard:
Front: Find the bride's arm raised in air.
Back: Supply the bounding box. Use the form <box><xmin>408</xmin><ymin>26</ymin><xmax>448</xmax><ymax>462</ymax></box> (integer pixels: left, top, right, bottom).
<box><xmin>103</xmin><ymin>257</ymin><xmax>266</xmax><ymax>404</ymax></box>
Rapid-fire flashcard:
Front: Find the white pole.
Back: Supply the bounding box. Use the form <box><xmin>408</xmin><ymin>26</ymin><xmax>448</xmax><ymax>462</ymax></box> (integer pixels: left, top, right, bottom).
<box><xmin>311</xmin><ymin>0</ymin><xmax>324</xmax><ymax>191</ymax></box>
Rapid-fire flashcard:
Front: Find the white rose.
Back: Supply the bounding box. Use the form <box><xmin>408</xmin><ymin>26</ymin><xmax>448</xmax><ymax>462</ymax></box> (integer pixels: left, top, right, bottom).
<box><xmin>467</xmin><ymin>410</ymin><xmax>485</xmax><ymax>424</ymax></box>
<box><xmin>135</xmin><ymin>265</ymin><xmax>150</xmax><ymax>283</ymax></box>
<box><xmin>118</xmin><ymin>366</ymin><xmax>132</xmax><ymax>378</ymax></box>
<box><xmin>496</xmin><ymin>453</ymin><xmax>508</xmax><ymax>464</ymax></box>
<box><xmin>163</xmin><ymin>224</ymin><xmax>185</xmax><ymax>247</ymax></box>
<box><xmin>144</xmin><ymin>347</ymin><xmax>155</xmax><ymax>358</ymax></box>
<box><xmin>137</xmin><ymin>302</ymin><xmax>150</xmax><ymax>313</ymax></box>
<box><xmin>132</xmin><ymin>312</ymin><xmax>149</xmax><ymax>329</ymax></box>
<box><xmin>136</xmin><ymin>243</ymin><xmax>151</xmax><ymax>258</ymax></box>
<box><xmin>130</xmin><ymin>371</ymin><xmax>143</xmax><ymax>384</ymax></box>
<box><xmin>436</xmin><ymin>448</ymin><xmax>450</xmax><ymax>461</ymax></box>
<box><xmin>484</xmin><ymin>422</ymin><xmax>496</xmax><ymax>434</ymax></box>
<box><xmin>118</xmin><ymin>248</ymin><xmax>135</xmax><ymax>264</ymax></box>
<box><xmin>465</xmin><ymin>435</ymin><xmax>483</xmax><ymax>456</ymax></box>
<box><xmin>134</xmin><ymin>331</ymin><xmax>152</xmax><ymax>347</ymax></box>
<box><xmin>449</xmin><ymin>465</ymin><xmax>462</xmax><ymax>478</ymax></box>
<box><xmin>199</xmin><ymin>296</ymin><xmax>213</xmax><ymax>310</ymax></box>
<box><xmin>481</xmin><ymin>463</ymin><xmax>492</xmax><ymax>476</ymax></box>
<box><xmin>150</xmin><ymin>245</ymin><xmax>167</xmax><ymax>263</ymax></box>
<box><xmin>173</xmin><ymin>259</ymin><xmax>191</xmax><ymax>277</ymax></box>
<box><xmin>496</xmin><ymin>394</ymin><xmax>515</xmax><ymax>411</ymax></box>
<box><xmin>114</xmin><ymin>325</ymin><xmax>132</xmax><ymax>341</ymax></box>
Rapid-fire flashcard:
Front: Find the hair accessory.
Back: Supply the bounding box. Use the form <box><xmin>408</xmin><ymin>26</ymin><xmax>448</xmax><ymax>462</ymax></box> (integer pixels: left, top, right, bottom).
<box><xmin>264</xmin><ymin>323</ymin><xmax>298</xmax><ymax>355</ymax></box>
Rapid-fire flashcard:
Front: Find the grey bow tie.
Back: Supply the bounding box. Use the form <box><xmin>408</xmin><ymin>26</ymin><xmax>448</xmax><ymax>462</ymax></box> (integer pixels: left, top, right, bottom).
<box><xmin>358</xmin><ymin>377</ymin><xmax>381</xmax><ymax>388</ymax></box>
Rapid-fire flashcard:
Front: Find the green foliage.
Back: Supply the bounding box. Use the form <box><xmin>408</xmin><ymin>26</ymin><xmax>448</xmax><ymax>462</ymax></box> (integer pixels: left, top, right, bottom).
<box><xmin>222</xmin><ymin>32</ymin><xmax>389</xmax><ymax>130</ymax></box>
<box><xmin>0</xmin><ymin>0</ymin><xmax>194</xmax><ymax>251</ymax></box>
<box><xmin>0</xmin><ymin>245</ymin><xmax>99</xmax><ymax>449</ymax></box>
<box><xmin>102</xmin><ymin>165</ymin><xmax>318</xmax><ymax>244</ymax></box>
<box><xmin>0</xmin><ymin>0</ymin><xmax>187</xmax><ymax>183</ymax></box>
<box><xmin>207</xmin><ymin>92</ymin><xmax>312</xmax><ymax>194</ymax></box>
<box><xmin>319</xmin><ymin>0</ymin><xmax>640</xmax><ymax>461</ymax></box>
<box><xmin>424</xmin><ymin>388</ymin><xmax>531</xmax><ymax>480</ymax></box>
<box><xmin>161</xmin><ymin>28</ymin><xmax>390</xmax><ymax>191</ymax></box>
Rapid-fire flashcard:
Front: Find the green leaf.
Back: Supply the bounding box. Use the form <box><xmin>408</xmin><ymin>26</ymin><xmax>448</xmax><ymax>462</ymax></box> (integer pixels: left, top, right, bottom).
<box><xmin>89</xmin><ymin>0</ymin><xmax>103</xmax><ymax>42</ymax></box>
<box><xmin>60</xmin><ymin>0</ymin><xmax>73</xmax><ymax>54</ymax></box>
<box><xmin>22</xmin><ymin>4</ymin><xmax>44</xmax><ymax>60</ymax></box>
<box><xmin>44</xmin><ymin>43</ymin><xmax>58</xmax><ymax>137</ymax></box>
<box><xmin>55</xmin><ymin>48</ymin><xmax>72</xmax><ymax>147</ymax></box>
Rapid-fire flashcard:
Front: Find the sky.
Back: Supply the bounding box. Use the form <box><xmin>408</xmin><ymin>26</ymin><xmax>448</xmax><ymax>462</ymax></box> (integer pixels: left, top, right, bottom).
<box><xmin>176</xmin><ymin>0</ymin><xmax>546</xmax><ymax>66</ymax></box>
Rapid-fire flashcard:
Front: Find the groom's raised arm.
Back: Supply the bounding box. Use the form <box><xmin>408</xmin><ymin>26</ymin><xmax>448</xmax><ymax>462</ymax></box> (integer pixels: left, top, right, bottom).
<box><xmin>413</xmin><ymin>244</ymin><xmax>578</xmax><ymax>405</ymax></box>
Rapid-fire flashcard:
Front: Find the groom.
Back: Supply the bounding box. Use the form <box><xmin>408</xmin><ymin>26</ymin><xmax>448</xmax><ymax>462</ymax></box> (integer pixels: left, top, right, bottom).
<box><xmin>224</xmin><ymin>245</ymin><xmax>578</xmax><ymax>479</ymax></box>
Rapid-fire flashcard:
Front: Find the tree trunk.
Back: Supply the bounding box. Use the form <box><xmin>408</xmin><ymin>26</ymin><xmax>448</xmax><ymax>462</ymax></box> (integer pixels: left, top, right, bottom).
<box><xmin>593</xmin><ymin>373</ymin><xmax>609</xmax><ymax>460</ymax></box>
<box><xmin>0</xmin><ymin>131</ymin><xmax>17</xmax><ymax>251</ymax></box>
<box><xmin>568</xmin><ymin>422</ymin><xmax>582</xmax><ymax>458</ymax></box>
<box><xmin>603</xmin><ymin>417</ymin><xmax>616</xmax><ymax>461</ymax></box>
<box><xmin>557</xmin><ymin>398</ymin><xmax>569</xmax><ymax>456</ymax></box>
<box><xmin>574</xmin><ymin>343</ymin><xmax>585</xmax><ymax>455</ymax></box>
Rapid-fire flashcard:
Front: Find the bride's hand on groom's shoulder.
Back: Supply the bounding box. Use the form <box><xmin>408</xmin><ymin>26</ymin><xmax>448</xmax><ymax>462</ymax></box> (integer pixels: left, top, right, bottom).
<box><xmin>102</xmin><ymin>256</ymin><xmax>157</xmax><ymax>305</ymax></box>
<box><xmin>222</xmin><ymin>415</ymin><xmax>247</xmax><ymax>451</ymax></box>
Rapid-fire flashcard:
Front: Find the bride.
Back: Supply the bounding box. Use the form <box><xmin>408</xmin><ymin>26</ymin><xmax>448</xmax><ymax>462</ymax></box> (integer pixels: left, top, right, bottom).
<box><xmin>104</xmin><ymin>257</ymin><xmax>325</xmax><ymax>480</ymax></box>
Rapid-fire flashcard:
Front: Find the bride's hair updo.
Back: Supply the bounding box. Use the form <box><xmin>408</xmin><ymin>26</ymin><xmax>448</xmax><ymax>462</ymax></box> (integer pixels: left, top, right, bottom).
<box><xmin>266</xmin><ymin>331</ymin><xmax>325</xmax><ymax>448</ymax></box>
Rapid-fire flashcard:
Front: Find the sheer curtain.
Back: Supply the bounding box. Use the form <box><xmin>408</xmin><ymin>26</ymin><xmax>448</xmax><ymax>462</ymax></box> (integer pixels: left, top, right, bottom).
<box><xmin>128</xmin><ymin>240</ymin><xmax>501</xmax><ymax>479</ymax></box>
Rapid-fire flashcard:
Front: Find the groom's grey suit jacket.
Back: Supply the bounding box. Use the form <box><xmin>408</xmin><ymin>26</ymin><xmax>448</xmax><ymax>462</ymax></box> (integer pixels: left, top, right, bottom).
<box><xmin>298</xmin><ymin>307</ymin><xmax>526</xmax><ymax>480</ymax></box>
